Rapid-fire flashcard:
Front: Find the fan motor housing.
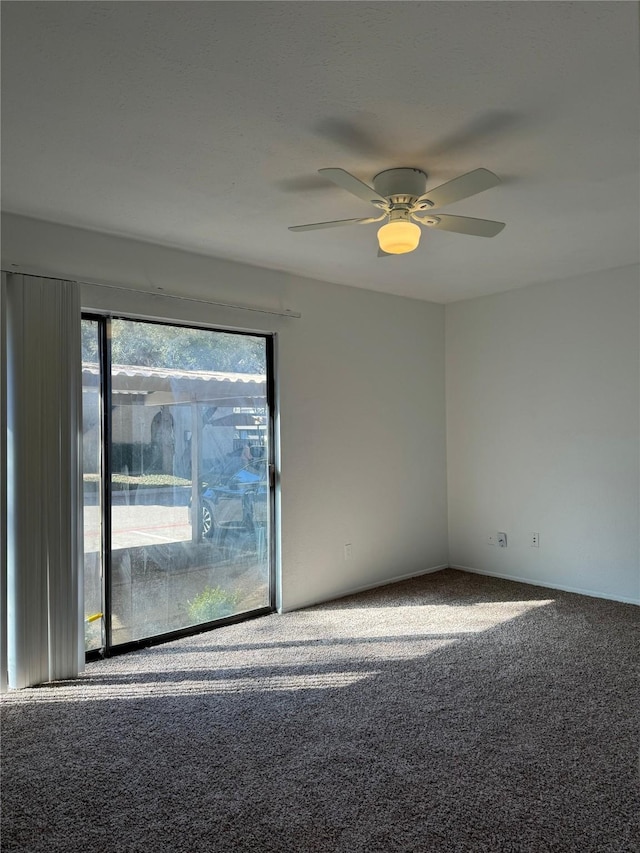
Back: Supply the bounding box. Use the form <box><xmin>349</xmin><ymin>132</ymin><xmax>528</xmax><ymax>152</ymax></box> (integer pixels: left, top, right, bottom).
<box><xmin>373</xmin><ymin>168</ymin><xmax>427</xmax><ymax>200</ymax></box>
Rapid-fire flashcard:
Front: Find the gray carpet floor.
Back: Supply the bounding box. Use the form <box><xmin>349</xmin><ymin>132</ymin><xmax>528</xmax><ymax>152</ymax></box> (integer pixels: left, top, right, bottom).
<box><xmin>1</xmin><ymin>569</ymin><xmax>638</xmax><ymax>853</ymax></box>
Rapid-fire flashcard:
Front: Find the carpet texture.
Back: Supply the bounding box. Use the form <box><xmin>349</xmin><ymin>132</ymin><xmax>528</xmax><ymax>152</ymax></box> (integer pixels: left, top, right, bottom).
<box><xmin>1</xmin><ymin>569</ymin><xmax>638</xmax><ymax>852</ymax></box>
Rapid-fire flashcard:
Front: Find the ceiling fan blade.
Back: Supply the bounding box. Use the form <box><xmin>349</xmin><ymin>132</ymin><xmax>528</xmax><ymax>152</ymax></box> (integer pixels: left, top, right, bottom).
<box><xmin>289</xmin><ymin>215</ymin><xmax>383</xmax><ymax>232</ymax></box>
<box><xmin>422</xmin><ymin>214</ymin><xmax>505</xmax><ymax>237</ymax></box>
<box><xmin>318</xmin><ymin>168</ymin><xmax>388</xmax><ymax>206</ymax></box>
<box><xmin>418</xmin><ymin>168</ymin><xmax>500</xmax><ymax>209</ymax></box>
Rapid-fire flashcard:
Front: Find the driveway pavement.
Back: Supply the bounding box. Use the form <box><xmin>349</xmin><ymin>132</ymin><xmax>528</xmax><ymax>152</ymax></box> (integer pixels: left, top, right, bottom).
<box><xmin>84</xmin><ymin>503</ymin><xmax>191</xmax><ymax>551</ymax></box>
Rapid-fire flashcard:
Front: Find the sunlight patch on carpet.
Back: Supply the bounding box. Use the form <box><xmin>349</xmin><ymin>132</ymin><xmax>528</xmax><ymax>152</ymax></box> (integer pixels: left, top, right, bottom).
<box><xmin>1</xmin><ymin>670</ymin><xmax>381</xmax><ymax>703</ymax></box>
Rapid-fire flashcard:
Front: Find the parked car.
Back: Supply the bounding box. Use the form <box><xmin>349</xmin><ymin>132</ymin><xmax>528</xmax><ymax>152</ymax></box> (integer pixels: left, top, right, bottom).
<box><xmin>189</xmin><ymin>455</ymin><xmax>267</xmax><ymax>538</ymax></box>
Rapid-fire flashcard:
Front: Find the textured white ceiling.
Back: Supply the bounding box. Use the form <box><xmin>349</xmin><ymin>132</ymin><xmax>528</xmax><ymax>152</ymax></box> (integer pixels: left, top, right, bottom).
<box><xmin>1</xmin><ymin>2</ymin><xmax>638</xmax><ymax>303</ymax></box>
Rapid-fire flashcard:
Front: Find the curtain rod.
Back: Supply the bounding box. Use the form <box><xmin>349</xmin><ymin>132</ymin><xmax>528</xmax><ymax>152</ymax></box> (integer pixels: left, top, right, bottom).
<box><xmin>3</xmin><ymin>269</ymin><xmax>302</xmax><ymax>319</ymax></box>
<box><xmin>87</xmin><ymin>281</ymin><xmax>302</xmax><ymax>319</ymax></box>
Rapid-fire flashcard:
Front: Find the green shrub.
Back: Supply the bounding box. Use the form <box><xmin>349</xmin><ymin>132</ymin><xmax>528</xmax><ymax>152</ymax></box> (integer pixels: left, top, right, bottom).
<box><xmin>188</xmin><ymin>586</ymin><xmax>241</xmax><ymax>623</ymax></box>
<box><xmin>83</xmin><ymin>473</ymin><xmax>191</xmax><ymax>488</ymax></box>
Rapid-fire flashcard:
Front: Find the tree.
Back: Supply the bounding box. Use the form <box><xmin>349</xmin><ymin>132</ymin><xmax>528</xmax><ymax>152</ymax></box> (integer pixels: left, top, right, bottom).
<box><xmin>82</xmin><ymin>318</ymin><xmax>266</xmax><ymax>374</ymax></box>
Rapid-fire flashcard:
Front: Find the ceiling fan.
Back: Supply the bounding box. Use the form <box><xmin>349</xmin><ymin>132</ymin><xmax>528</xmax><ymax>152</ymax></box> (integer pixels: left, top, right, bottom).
<box><xmin>288</xmin><ymin>167</ymin><xmax>505</xmax><ymax>255</ymax></box>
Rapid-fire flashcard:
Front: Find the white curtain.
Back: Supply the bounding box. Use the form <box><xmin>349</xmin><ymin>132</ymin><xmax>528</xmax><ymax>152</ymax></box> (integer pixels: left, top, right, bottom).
<box><xmin>1</xmin><ymin>273</ymin><xmax>84</xmax><ymax>690</ymax></box>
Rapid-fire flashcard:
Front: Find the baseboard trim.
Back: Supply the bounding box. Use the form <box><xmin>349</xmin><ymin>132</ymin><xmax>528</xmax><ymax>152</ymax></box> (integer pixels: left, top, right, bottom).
<box><xmin>281</xmin><ymin>564</ymin><xmax>449</xmax><ymax>613</ymax></box>
<box><xmin>336</xmin><ymin>563</ymin><xmax>450</xmax><ymax>600</ymax></box>
<box><xmin>449</xmin><ymin>564</ymin><xmax>640</xmax><ymax>606</ymax></box>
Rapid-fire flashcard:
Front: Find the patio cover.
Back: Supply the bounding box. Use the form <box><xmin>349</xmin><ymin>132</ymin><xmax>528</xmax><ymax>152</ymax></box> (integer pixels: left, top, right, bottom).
<box><xmin>82</xmin><ymin>363</ymin><xmax>267</xmax><ymax>407</ymax></box>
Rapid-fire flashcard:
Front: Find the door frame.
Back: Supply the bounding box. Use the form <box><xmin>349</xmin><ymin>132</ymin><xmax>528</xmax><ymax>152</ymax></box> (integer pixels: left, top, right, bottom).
<box><xmin>82</xmin><ymin>312</ymin><xmax>277</xmax><ymax>660</ymax></box>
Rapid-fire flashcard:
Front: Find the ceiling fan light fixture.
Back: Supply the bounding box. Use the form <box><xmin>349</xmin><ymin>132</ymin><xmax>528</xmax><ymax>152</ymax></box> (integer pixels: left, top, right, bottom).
<box><xmin>377</xmin><ymin>220</ymin><xmax>421</xmax><ymax>254</ymax></box>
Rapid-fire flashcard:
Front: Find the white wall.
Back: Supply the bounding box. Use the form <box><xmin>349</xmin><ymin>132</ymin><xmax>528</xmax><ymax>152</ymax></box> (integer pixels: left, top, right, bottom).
<box><xmin>446</xmin><ymin>265</ymin><xmax>640</xmax><ymax>603</ymax></box>
<box><xmin>4</xmin><ymin>214</ymin><xmax>637</xmax><ymax>607</ymax></box>
<box><xmin>1</xmin><ymin>213</ymin><xmax>449</xmax><ymax>611</ymax></box>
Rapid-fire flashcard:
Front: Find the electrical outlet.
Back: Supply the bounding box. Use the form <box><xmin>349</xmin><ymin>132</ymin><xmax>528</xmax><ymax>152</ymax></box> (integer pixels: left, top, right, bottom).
<box><xmin>497</xmin><ymin>532</ymin><xmax>507</xmax><ymax>548</ymax></box>
<box><xmin>530</xmin><ymin>532</ymin><xmax>540</xmax><ymax>548</ymax></box>
<box><xmin>488</xmin><ymin>533</ymin><xmax>497</xmax><ymax>546</ymax></box>
<box><xmin>344</xmin><ymin>543</ymin><xmax>353</xmax><ymax>560</ymax></box>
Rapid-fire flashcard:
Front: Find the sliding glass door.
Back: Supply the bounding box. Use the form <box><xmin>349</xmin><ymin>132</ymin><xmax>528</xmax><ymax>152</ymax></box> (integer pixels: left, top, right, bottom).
<box><xmin>82</xmin><ymin>316</ymin><xmax>274</xmax><ymax>653</ymax></box>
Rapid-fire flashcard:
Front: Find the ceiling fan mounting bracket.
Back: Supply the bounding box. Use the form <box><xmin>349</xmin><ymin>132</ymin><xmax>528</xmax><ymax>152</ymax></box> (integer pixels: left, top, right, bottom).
<box><xmin>413</xmin><ymin>214</ymin><xmax>441</xmax><ymax>226</ymax></box>
<box><xmin>373</xmin><ymin>168</ymin><xmax>427</xmax><ymax>201</ymax></box>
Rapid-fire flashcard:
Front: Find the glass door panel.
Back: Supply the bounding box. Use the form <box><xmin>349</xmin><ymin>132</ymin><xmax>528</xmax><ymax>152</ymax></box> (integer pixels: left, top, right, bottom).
<box><xmin>107</xmin><ymin>319</ymin><xmax>271</xmax><ymax>646</ymax></box>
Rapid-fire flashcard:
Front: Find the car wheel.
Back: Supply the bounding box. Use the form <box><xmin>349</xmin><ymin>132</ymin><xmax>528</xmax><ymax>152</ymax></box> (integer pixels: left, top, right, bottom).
<box><xmin>202</xmin><ymin>501</ymin><xmax>215</xmax><ymax>538</ymax></box>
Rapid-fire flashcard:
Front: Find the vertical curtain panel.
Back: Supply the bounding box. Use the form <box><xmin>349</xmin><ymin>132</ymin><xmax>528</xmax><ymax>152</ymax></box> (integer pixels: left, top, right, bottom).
<box><xmin>1</xmin><ymin>273</ymin><xmax>83</xmax><ymax>690</ymax></box>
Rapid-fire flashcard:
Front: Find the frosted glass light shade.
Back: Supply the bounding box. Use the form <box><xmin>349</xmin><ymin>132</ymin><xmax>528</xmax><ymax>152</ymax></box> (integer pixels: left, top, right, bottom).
<box><xmin>377</xmin><ymin>220</ymin><xmax>421</xmax><ymax>254</ymax></box>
